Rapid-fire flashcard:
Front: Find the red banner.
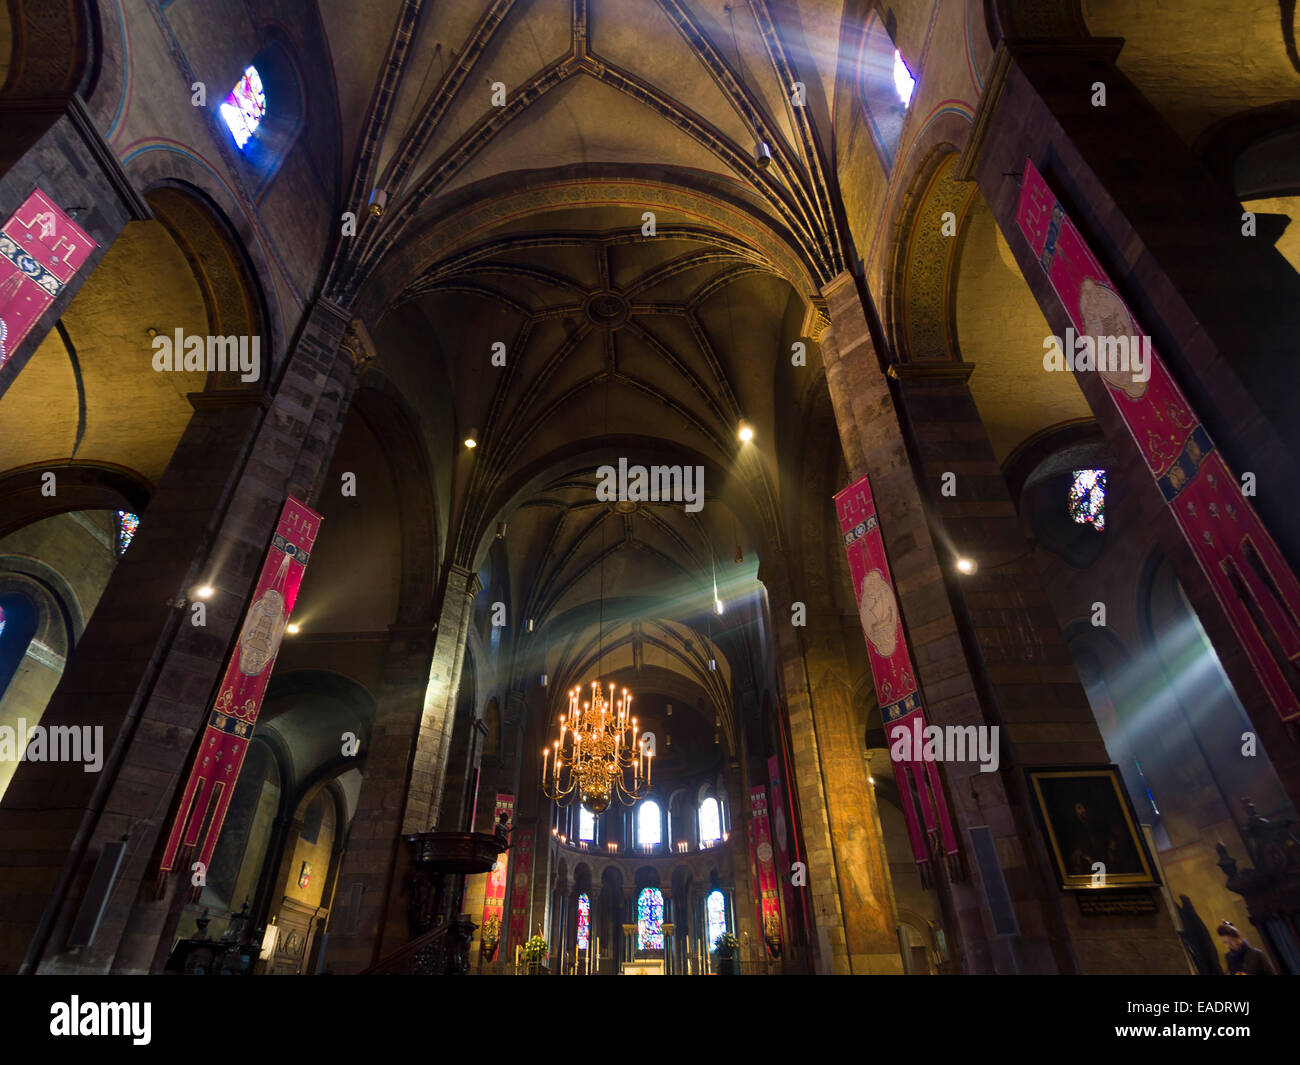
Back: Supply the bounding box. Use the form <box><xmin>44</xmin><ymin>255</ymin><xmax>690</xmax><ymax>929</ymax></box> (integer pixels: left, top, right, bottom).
<box><xmin>0</xmin><ymin>189</ymin><xmax>97</xmax><ymax>369</ymax></box>
<box><xmin>767</xmin><ymin>754</ymin><xmax>798</xmax><ymax>943</ymax></box>
<box><xmin>481</xmin><ymin>794</ymin><xmax>513</xmax><ymax>944</ymax></box>
<box><xmin>158</xmin><ymin>497</ymin><xmax>321</xmax><ymax>892</ymax></box>
<box><xmin>1017</xmin><ymin>159</ymin><xmax>1300</xmax><ymax>724</ymax></box>
<box><xmin>835</xmin><ymin>474</ymin><xmax>959</xmax><ymax>880</ymax></box>
<box><xmin>749</xmin><ymin>786</ymin><xmax>781</xmax><ymax>957</ymax></box>
<box><xmin>506</xmin><ymin>827</ymin><xmax>534</xmax><ymax>951</ymax></box>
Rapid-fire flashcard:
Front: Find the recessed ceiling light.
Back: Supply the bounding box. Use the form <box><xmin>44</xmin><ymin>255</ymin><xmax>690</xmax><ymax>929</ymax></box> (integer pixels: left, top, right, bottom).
<box><xmin>195</xmin><ymin>585</ymin><xmax>214</xmax><ymax>599</ymax></box>
<box><xmin>955</xmin><ymin>557</ymin><xmax>976</xmax><ymax>575</ymax></box>
<box><xmin>738</xmin><ymin>420</ymin><xmax>754</xmax><ymax>443</ymax></box>
<box><xmin>464</xmin><ymin>427</ymin><xmax>478</xmax><ymax>449</ymax></box>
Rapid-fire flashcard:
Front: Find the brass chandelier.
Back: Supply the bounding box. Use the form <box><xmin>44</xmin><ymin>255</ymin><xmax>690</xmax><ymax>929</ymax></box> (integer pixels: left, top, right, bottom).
<box><xmin>542</xmin><ymin>680</ymin><xmax>650</xmax><ymax>815</ymax></box>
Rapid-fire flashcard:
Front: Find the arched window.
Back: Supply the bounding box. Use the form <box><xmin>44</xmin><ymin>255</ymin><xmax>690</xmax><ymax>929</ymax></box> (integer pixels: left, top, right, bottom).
<box><xmin>857</xmin><ymin>13</ymin><xmax>914</xmax><ymax>169</ymax></box>
<box><xmin>637</xmin><ymin>799</ymin><xmax>661</xmax><ymax>848</ymax></box>
<box><xmin>1069</xmin><ymin>469</ymin><xmax>1106</xmax><ymax>531</ymax></box>
<box><xmin>576</xmin><ymin>893</ymin><xmax>590</xmax><ymax>951</ymax></box>
<box><xmin>706</xmin><ymin>889</ymin><xmax>728</xmax><ymax>948</ymax></box>
<box><xmin>0</xmin><ymin>594</ymin><xmax>38</xmax><ymax>700</ymax></box>
<box><xmin>699</xmin><ymin>796</ymin><xmax>721</xmax><ymax>844</ymax></box>
<box><xmin>892</xmin><ymin>48</ymin><xmax>915</xmax><ymax>106</ymax></box>
<box><xmin>220</xmin><ymin>66</ymin><xmax>267</xmax><ymax>149</ymax></box>
<box><xmin>216</xmin><ymin>41</ymin><xmax>305</xmax><ymax>196</ymax></box>
<box><xmin>637</xmin><ymin>887</ymin><xmax>664</xmax><ymax>950</ymax></box>
<box><xmin>578</xmin><ymin>805</ymin><xmax>595</xmax><ymax>842</ymax></box>
<box><xmin>116</xmin><ymin>511</ymin><xmax>139</xmax><ymax>554</ymax></box>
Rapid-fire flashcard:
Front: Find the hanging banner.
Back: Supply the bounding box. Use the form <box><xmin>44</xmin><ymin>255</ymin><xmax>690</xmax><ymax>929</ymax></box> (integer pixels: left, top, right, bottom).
<box><xmin>749</xmin><ymin>786</ymin><xmax>782</xmax><ymax>958</ymax></box>
<box><xmin>480</xmin><ymin>793</ymin><xmax>514</xmax><ymax>955</ymax></box>
<box><xmin>506</xmin><ymin>827</ymin><xmax>534</xmax><ymax>952</ymax></box>
<box><xmin>767</xmin><ymin>754</ymin><xmax>799</xmax><ymax>945</ymax></box>
<box><xmin>0</xmin><ymin>189</ymin><xmax>97</xmax><ymax>370</ymax></box>
<box><xmin>1017</xmin><ymin>158</ymin><xmax>1300</xmax><ymax>724</ymax></box>
<box><xmin>835</xmin><ymin>474</ymin><xmax>959</xmax><ymax>882</ymax></box>
<box><xmin>157</xmin><ymin>497</ymin><xmax>322</xmax><ymax>894</ymax></box>
<box><xmin>771</xmin><ymin>702</ymin><xmax>813</xmax><ymax>939</ymax></box>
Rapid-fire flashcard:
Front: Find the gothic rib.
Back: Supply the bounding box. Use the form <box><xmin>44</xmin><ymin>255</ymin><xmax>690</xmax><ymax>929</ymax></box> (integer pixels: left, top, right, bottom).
<box><xmin>748</xmin><ymin>0</ymin><xmax>846</xmax><ymax>275</ymax></box>
<box><xmin>326</xmin><ymin>0</ymin><xmax>426</xmax><ymax>298</ymax></box>
<box><xmin>654</xmin><ymin>0</ymin><xmax>828</xmax><ymax>243</ymax></box>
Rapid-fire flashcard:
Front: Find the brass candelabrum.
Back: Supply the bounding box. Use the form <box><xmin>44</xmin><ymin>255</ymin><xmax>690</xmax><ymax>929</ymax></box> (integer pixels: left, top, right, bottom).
<box><xmin>542</xmin><ymin>680</ymin><xmax>651</xmax><ymax>815</ymax></box>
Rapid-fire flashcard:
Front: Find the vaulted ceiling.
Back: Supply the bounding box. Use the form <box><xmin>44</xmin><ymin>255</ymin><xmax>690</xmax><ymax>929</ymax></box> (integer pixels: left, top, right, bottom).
<box><xmin>318</xmin><ymin>0</ymin><xmax>849</xmax><ymax>305</ymax></box>
<box><xmin>314</xmin><ymin>0</ymin><xmax>852</xmax><ymax>736</ymax></box>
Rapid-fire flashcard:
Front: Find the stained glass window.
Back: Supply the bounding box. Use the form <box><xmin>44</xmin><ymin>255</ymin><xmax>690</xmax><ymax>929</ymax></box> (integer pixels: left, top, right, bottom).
<box><xmin>893</xmin><ymin>49</ymin><xmax>915</xmax><ymax>106</ymax></box>
<box><xmin>220</xmin><ymin>66</ymin><xmax>267</xmax><ymax>149</ymax></box>
<box><xmin>637</xmin><ymin>799</ymin><xmax>661</xmax><ymax>848</ymax></box>
<box><xmin>707</xmin><ymin>889</ymin><xmax>727</xmax><ymax>948</ymax></box>
<box><xmin>1068</xmin><ymin>469</ymin><xmax>1106</xmax><ymax>532</ymax></box>
<box><xmin>637</xmin><ymin>887</ymin><xmax>664</xmax><ymax>950</ymax></box>
<box><xmin>577</xmin><ymin>893</ymin><xmax>590</xmax><ymax>951</ymax></box>
<box><xmin>117</xmin><ymin>511</ymin><xmax>139</xmax><ymax>554</ymax></box>
<box><xmin>578</xmin><ymin>805</ymin><xmax>595</xmax><ymax>842</ymax></box>
<box><xmin>699</xmin><ymin>796</ymin><xmax>721</xmax><ymax>844</ymax></box>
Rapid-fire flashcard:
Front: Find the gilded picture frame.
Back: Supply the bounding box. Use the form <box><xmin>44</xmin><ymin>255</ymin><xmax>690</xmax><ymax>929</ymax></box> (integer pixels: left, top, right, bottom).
<box><xmin>1025</xmin><ymin>765</ymin><xmax>1160</xmax><ymax>890</ymax></box>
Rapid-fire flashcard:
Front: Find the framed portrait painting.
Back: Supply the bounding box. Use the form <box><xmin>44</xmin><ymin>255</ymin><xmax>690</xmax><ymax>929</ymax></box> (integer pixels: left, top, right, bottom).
<box><xmin>1025</xmin><ymin>765</ymin><xmax>1159</xmax><ymax>890</ymax></box>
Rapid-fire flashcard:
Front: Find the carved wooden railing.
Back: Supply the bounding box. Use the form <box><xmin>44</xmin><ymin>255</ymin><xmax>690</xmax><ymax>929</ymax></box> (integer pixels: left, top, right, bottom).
<box><xmin>360</xmin><ymin>916</ymin><xmax>477</xmax><ymax>975</ymax></box>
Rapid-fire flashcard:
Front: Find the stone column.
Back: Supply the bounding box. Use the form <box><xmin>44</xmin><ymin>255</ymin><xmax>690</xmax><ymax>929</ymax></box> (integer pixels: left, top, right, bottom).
<box><xmin>721</xmin><ymin>756</ymin><xmax>766</xmax><ymax>969</ymax></box>
<box><xmin>661</xmin><ymin>886</ymin><xmax>674</xmax><ymax>975</ymax></box>
<box><xmin>321</xmin><ymin>624</ymin><xmax>434</xmax><ymax>973</ymax></box>
<box><xmin>763</xmin><ymin>557</ymin><xmax>898</xmax><ymax>973</ymax></box>
<box><xmin>402</xmin><ymin>565</ymin><xmax>481</xmax><ymax>835</ymax></box>
<box><xmin>0</xmin><ymin>296</ymin><xmax>356</xmax><ymax>974</ymax></box>
<box><xmin>0</xmin><ymin>94</ymin><xmax>151</xmax><ymax>400</ymax></box>
<box><xmin>964</xmin><ymin>39</ymin><xmax>1300</xmax><ymax>811</ymax></box>
<box><xmin>820</xmin><ymin>270</ymin><xmax>1186</xmax><ymax>973</ymax></box>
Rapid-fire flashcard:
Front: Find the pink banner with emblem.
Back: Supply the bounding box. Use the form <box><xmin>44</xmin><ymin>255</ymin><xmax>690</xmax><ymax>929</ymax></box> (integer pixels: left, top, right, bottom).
<box><xmin>480</xmin><ymin>793</ymin><xmax>513</xmax><ymax>951</ymax></box>
<box><xmin>158</xmin><ymin>497</ymin><xmax>322</xmax><ymax>894</ymax></box>
<box><xmin>835</xmin><ymin>474</ymin><xmax>959</xmax><ymax>881</ymax></box>
<box><xmin>766</xmin><ymin>754</ymin><xmax>798</xmax><ymax>946</ymax></box>
<box><xmin>748</xmin><ymin>786</ymin><xmax>782</xmax><ymax>957</ymax></box>
<box><xmin>1017</xmin><ymin>158</ymin><xmax>1300</xmax><ymax>724</ymax></box>
<box><xmin>506</xmin><ymin>828</ymin><xmax>534</xmax><ymax>951</ymax></box>
<box><xmin>0</xmin><ymin>189</ymin><xmax>96</xmax><ymax>369</ymax></box>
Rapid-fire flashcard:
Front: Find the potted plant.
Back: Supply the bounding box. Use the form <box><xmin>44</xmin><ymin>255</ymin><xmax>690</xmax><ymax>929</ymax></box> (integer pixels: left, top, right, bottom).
<box><xmin>480</xmin><ymin>913</ymin><xmax>501</xmax><ymax>961</ymax></box>
<box><xmin>714</xmin><ymin>931</ymin><xmax>740</xmax><ymax>975</ymax></box>
<box><xmin>523</xmin><ymin>934</ymin><xmax>549</xmax><ymax>974</ymax></box>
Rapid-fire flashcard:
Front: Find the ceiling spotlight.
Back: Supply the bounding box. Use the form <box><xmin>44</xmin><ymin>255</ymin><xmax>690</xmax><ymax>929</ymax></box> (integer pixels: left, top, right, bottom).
<box><xmin>714</xmin><ymin>597</ymin><xmax>724</xmax><ymax>615</ymax></box>
<box><xmin>753</xmin><ymin>141</ymin><xmax>773</xmax><ymax>169</ymax></box>
<box><xmin>286</xmin><ymin>623</ymin><xmax>300</xmax><ymax>635</ymax></box>
<box><xmin>464</xmin><ymin>427</ymin><xmax>478</xmax><ymax>449</ymax></box>
<box><xmin>368</xmin><ymin>188</ymin><xmax>387</xmax><ymax>217</ymax></box>
<box><xmin>738</xmin><ymin>420</ymin><xmax>754</xmax><ymax>443</ymax></box>
<box><xmin>195</xmin><ymin>585</ymin><xmax>214</xmax><ymax>600</ymax></box>
<box><xmin>955</xmin><ymin>557</ymin><xmax>976</xmax><ymax>575</ymax></box>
